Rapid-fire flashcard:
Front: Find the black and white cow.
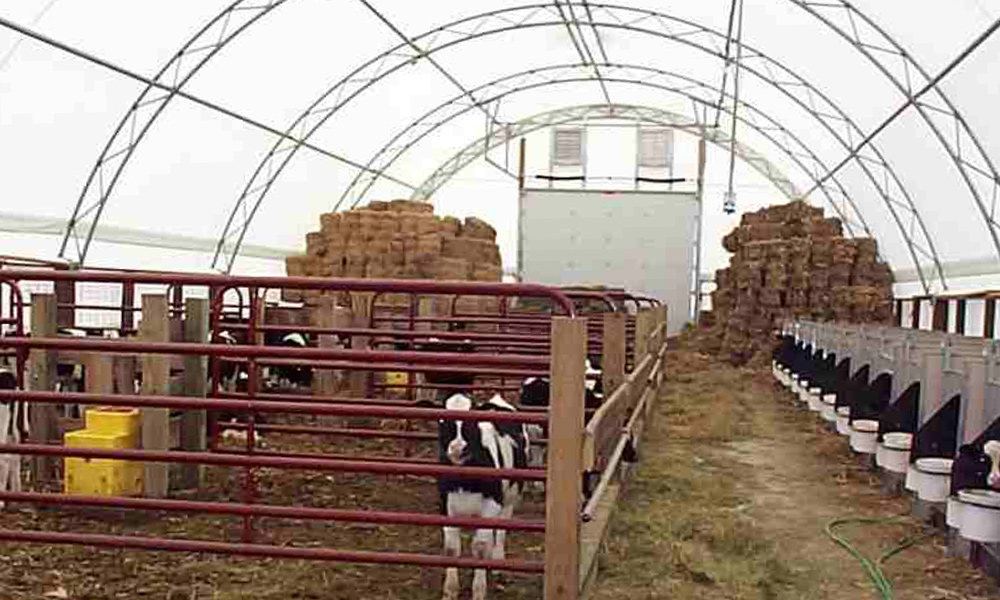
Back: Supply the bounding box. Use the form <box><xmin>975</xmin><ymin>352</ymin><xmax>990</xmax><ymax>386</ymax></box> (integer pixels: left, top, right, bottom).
<box><xmin>265</xmin><ymin>332</ymin><xmax>313</xmax><ymax>389</ymax></box>
<box><xmin>0</xmin><ymin>367</ymin><xmax>27</xmax><ymax>509</ymax></box>
<box><xmin>438</xmin><ymin>393</ymin><xmax>529</xmax><ymax>600</ymax></box>
<box><xmin>520</xmin><ymin>359</ymin><xmax>603</xmax><ymax>469</ymax></box>
<box><xmin>209</xmin><ymin>330</ymin><xmax>266</xmax><ymax>442</ymax></box>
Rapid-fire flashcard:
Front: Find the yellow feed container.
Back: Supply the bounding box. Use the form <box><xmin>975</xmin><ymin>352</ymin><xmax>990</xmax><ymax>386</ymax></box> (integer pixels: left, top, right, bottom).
<box><xmin>64</xmin><ymin>407</ymin><xmax>144</xmax><ymax>497</ymax></box>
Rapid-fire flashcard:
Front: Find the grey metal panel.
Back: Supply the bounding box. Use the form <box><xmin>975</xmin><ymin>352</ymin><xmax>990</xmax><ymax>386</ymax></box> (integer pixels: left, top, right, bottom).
<box><xmin>518</xmin><ymin>189</ymin><xmax>698</xmax><ymax>334</ymax></box>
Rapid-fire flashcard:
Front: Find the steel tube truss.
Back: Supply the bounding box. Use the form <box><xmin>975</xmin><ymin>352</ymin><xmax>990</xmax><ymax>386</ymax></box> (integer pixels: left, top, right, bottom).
<box><xmin>60</xmin><ymin>1</ymin><xmax>988</xmax><ymax>293</ymax></box>
<box><xmin>787</xmin><ymin>0</ymin><xmax>1000</xmax><ymax>272</ymax></box>
<box><xmin>410</xmin><ymin>103</ymin><xmax>836</xmax><ymax>222</ymax></box>
<box><xmin>337</xmin><ymin>67</ymin><xmax>865</xmax><ymax>238</ymax></box>
<box><xmin>58</xmin><ymin>0</ymin><xmax>287</xmax><ymax>266</ymax></box>
<box><xmin>211</xmin><ymin>3</ymin><xmax>942</xmax><ymax>290</ymax></box>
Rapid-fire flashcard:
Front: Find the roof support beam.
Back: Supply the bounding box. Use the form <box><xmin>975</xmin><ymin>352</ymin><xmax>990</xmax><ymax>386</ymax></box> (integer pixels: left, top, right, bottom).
<box><xmin>553</xmin><ymin>0</ymin><xmax>612</xmax><ymax>105</ymax></box>
<box><xmin>0</xmin><ymin>13</ymin><xmax>416</xmax><ymax>265</ymax></box>
<box><xmin>356</xmin><ymin>0</ymin><xmax>503</xmax><ymax>128</ymax></box>
<box><xmin>804</xmin><ymin>13</ymin><xmax>1000</xmax><ymax>199</ymax></box>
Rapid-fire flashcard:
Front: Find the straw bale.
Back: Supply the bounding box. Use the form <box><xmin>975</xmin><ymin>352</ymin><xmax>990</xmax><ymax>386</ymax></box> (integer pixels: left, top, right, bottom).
<box><xmin>463</xmin><ymin>217</ymin><xmax>497</xmax><ymax>242</ymax></box>
<box><xmin>367</xmin><ymin>200</ymin><xmax>391</xmax><ymax>212</ymax></box>
<box><xmin>440</xmin><ymin>216</ymin><xmax>462</xmax><ymax>237</ymax></box>
<box><xmin>389</xmin><ymin>199</ymin><xmax>434</xmax><ymax>214</ymax></box>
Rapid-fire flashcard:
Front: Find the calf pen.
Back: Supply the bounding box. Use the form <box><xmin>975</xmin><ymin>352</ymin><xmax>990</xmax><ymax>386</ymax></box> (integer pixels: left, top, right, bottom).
<box><xmin>0</xmin><ymin>269</ymin><xmax>669</xmax><ymax>600</ymax></box>
<box><xmin>780</xmin><ymin>319</ymin><xmax>1000</xmax><ymax>584</ymax></box>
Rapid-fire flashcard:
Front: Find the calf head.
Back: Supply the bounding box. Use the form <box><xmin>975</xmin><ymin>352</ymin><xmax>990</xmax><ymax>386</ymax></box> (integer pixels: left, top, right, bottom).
<box><xmin>985</xmin><ymin>440</ymin><xmax>1000</xmax><ymax>489</ymax></box>
<box><xmin>439</xmin><ymin>394</ymin><xmax>481</xmax><ymax>466</ymax></box>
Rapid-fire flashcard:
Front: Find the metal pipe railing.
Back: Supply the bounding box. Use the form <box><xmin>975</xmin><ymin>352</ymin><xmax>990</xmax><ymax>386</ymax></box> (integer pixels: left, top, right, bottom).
<box><xmin>0</xmin><ymin>530</ymin><xmax>545</xmax><ymax>573</ymax></box>
<box><xmin>0</xmin><ymin>444</ymin><xmax>546</xmax><ymax>481</ymax></box>
<box><xmin>0</xmin><ymin>491</ymin><xmax>545</xmax><ymax>532</ymax></box>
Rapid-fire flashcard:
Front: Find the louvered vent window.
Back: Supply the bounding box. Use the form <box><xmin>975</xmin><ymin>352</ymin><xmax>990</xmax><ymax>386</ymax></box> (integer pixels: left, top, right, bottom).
<box><xmin>638</xmin><ymin>128</ymin><xmax>673</xmax><ymax>168</ymax></box>
<box><xmin>552</xmin><ymin>127</ymin><xmax>584</xmax><ymax>166</ymax></box>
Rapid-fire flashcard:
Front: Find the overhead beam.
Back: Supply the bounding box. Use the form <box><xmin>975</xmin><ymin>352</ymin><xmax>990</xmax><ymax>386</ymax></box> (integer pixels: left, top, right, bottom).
<box><xmin>803</xmin><ymin>14</ymin><xmax>1000</xmax><ymax>200</ymax></box>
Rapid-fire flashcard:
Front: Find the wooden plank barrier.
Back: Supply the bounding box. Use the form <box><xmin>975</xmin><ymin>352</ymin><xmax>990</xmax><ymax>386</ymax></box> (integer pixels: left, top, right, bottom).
<box><xmin>140</xmin><ymin>295</ymin><xmax>171</xmax><ymax>498</ymax></box>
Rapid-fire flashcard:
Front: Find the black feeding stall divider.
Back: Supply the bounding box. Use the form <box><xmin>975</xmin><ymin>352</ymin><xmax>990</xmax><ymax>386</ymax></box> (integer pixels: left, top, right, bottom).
<box><xmin>877</xmin><ymin>382</ymin><xmax>920</xmax><ymax>442</ymax></box>
<box><xmin>773</xmin><ymin>335</ymin><xmax>795</xmax><ymax>369</ymax></box>
<box><xmin>911</xmin><ymin>393</ymin><xmax>962</xmax><ymax>463</ymax></box>
<box><xmin>839</xmin><ymin>364</ymin><xmax>870</xmax><ymax>416</ymax></box>
<box><xmin>815</xmin><ymin>352</ymin><xmax>837</xmax><ymax>394</ymax></box>
<box><xmin>828</xmin><ymin>357</ymin><xmax>852</xmax><ymax>399</ymax></box>
<box><xmin>950</xmin><ymin>418</ymin><xmax>1000</xmax><ymax>495</ymax></box>
<box><xmin>851</xmin><ymin>372</ymin><xmax>893</xmax><ymax>421</ymax></box>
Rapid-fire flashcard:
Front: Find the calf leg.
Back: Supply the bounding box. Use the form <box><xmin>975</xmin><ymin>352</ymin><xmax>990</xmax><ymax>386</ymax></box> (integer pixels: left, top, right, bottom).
<box><xmin>442</xmin><ymin>526</ymin><xmax>461</xmax><ymax>600</ymax></box>
<box><xmin>491</xmin><ymin>502</ymin><xmax>516</xmax><ymax>589</ymax></box>
<box><xmin>0</xmin><ymin>455</ymin><xmax>9</xmax><ymax>510</ymax></box>
<box><xmin>471</xmin><ymin>528</ymin><xmax>494</xmax><ymax>600</ymax></box>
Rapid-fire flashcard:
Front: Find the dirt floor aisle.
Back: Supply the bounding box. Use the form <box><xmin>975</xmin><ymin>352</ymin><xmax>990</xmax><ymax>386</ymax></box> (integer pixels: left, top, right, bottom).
<box><xmin>590</xmin><ymin>345</ymin><xmax>996</xmax><ymax>600</ymax></box>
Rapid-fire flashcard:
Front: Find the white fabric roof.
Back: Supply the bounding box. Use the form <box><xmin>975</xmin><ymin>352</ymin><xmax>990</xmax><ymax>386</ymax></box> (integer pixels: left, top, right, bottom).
<box><xmin>2</xmin><ymin>0</ymin><xmax>999</xmax><ymax>293</ymax></box>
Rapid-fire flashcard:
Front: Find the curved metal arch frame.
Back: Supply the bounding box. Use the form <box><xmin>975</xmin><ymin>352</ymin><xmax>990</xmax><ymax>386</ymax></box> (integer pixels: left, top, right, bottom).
<box><xmin>338</xmin><ymin>61</ymin><xmax>925</xmax><ymax>284</ymax></box>
<box><xmin>787</xmin><ymin>0</ymin><xmax>1000</xmax><ymax>268</ymax></box>
<box><xmin>338</xmin><ymin>68</ymin><xmax>865</xmax><ymax>237</ymax></box>
<box><xmin>211</xmin><ymin>3</ymin><xmax>942</xmax><ymax>291</ymax></box>
<box><xmin>59</xmin><ymin>0</ymin><xmax>291</xmax><ymax>266</ymax></box>
<box><xmin>412</xmin><ymin>102</ymin><xmax>829</xmax><ymax>216</ymax></box>
<box><xmin>61</xmin><ymin>1</ymin><xmax>971</xmax><ymax>292</ymax></box>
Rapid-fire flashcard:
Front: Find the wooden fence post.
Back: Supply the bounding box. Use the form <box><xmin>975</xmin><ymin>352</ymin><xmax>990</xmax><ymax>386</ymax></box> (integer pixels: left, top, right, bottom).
<box><xmin>140</xmin><ymin>295</ymin><xmax>170</xmax><ymax>498</ymax></box>
<box><xmin>912</xmin><ymin>298</ymin><xmax>922</xmax><ymax>330</ymax></box>
<box><xmin>349</xmin><ymin>293</ymin><xmax>372</xmax><ymax>399</ymax></box>
<box><xmin>313</xmin><ymin>296</ymin><xmax>349</xmax><ymax>425</ymax></box>
<box><xmin>545</xmin><ymin>317</ymin><xmax>586</xmax><ymax>600</ymax></box>
<box><xmin>602</xmin><ymin>313</ymin><xmax>626</xmax><ymax>398</ymax></box>
<box><xmin>54</xmin><ymin>277</ymin><xmax>75</xmax><ymax>329</ymax></box>
<box><xmin>179</xmin><ymin>297</ymin><xmax>209</xmax><ymax>490</ymax></box>
<box><xmin>635</xmin><ymin>310</ymin><xmax>653</xmax><ymax>363</ymax></box>
<box><xmin>28</xmin><ymin>293</ymin><xmax>58</xmax><ymax>485</ymax></box>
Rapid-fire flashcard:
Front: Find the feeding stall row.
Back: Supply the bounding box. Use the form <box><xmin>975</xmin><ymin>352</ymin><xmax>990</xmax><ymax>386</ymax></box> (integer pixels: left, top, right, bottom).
<box><xmin>774</xmin><ymin>320</ymin><xmax>1000</xmax><ymax>581</ymax></box>
<box><xmin>0</xmin><ymin>268</ymin><xmax>668</xmax><ymax>600</ymax></box>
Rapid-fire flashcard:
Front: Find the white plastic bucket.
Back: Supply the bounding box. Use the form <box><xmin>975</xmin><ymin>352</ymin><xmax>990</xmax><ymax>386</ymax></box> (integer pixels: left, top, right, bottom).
<box><xmin>836</xmin><ymin>406</ymin><xmax>851</xmax><ymax>436</ymax></box>
<box><xmin>850</xmin><ymin>420</ymin><xmax>879</xmax><ymax>454</ymax></box>
<box><xmin>821</xmin><ymin>394</ymin><xmax>837</xmax><ymax>422</ymax></box>
<box><xmin>958</xmin><ymin>489</ymin><xmax>1000</xmax><ymax>543</ymax></box>
<box><xmin>914</xmin><ymin>458</ymin><xmax>953</xmax><ymax>502</ymax></box>
<box><xmin>880</xmin><ymin>433</ymin><xmax>912</xmax><ymax>474</ymax></box>
<box><xmin>807</xmin><ymin>392</ymin><xmax>824</xmax><ymax>412</ymax></box>
<box><xmin>947</xmin><ymin>495</ymin><xmax>966</xmax><ymax>529</ymax></box>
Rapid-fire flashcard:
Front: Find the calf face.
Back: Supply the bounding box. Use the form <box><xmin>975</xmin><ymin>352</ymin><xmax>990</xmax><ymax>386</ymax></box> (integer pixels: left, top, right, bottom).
<box><xmin>985</xmin><ymin>440</ymin><xmax>1000</xmax><ymax>489</ymax></box>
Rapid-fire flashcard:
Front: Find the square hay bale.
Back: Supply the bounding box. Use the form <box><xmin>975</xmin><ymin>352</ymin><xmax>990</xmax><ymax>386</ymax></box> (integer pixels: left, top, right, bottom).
<box><xmin>285</xmin><ymin>254</ymin><xmax>308</xmax><ymax>277</ymax></box>
<box><xmin>367</xmin><ymin>200</ymin><xmax>391</xmax><ymax>211</ymax></box>
<box><xmin>306</xmin><ymin>232</ymin><xmax>327</xmax><ymax>256</ymax></box>
<box><xmin>320</xmin><ymin>213</ymin><xmax>341</xmax><ymax>234</ymax></box>
<box><xmin>432</xmin><ymin>257</ymin><xmax>472</xmax><ymax>280</ymax></box>
<box><xmin>389</xmin><ymin>199</ymin><xmax>434</xmax><ymax>214</ymax></box>
<box><xmin>440</xmin><ymin>216</ymin><xmax>462</xmax><ymax>238</ymax></box>
<box><xmin>472</xmin><ymin>263</ymin><xmax>502</xmax><ymax>282</ymax></box>
<box><xmin>462</xmin><ymin>217</ymin><xmax>497</xmax><ymax>242</ymax></box>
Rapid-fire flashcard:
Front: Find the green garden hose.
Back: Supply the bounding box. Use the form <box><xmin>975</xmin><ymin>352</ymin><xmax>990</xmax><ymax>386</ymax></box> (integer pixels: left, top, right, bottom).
<box><xmin>824</xmin><ymin>516</ymin><xmax>936</xmax><ymax>600</ymax></box>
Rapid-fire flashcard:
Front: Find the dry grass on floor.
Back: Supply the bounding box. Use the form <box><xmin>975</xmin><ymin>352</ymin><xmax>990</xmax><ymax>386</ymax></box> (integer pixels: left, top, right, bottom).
<box><xmin>591</xmin><ymin>350</ymin><xmax>799</xmax><ymax>600</ymax></box>
<box><xmin>589</xmin><ymin>344</ymin><xmax>995</xmax><ymax>600</ymax></box>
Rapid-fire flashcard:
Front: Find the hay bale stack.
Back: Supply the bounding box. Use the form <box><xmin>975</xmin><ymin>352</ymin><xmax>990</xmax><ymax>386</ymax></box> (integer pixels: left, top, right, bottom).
<box><xmin>282</xmin><ymin>200</ymin><xmax>503</xmax><ymax>304</ymax></box>
<box><xmin>706</xmin><ymin>200</ymin><xmax>895</xmax><ymax>366</ymax></box>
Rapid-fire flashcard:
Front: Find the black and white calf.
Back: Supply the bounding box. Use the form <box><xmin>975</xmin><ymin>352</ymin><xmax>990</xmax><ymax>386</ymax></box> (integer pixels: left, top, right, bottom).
<box><xmin>265</xmin><ymin>332</ymin><xmax>313</xmax><ymax>389</ymax></box>
<box><xmin>209</xmin><ymin>330</ymin><xmax>265</xmax><ymax>442</ymax></box>
<box><xmin>520</xmin><ymin>359</ymin><xmax>603</xmax><ymax>469</ymax></box>
<box><xmin>0</xmin><ymin>367</ymin><xmax>27</xmax><ymax>509</ymax></box>
<box><xmin>438</xmin><ymin>394</ymin><xmax>529</xmax><ymax>600</ymax></box>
